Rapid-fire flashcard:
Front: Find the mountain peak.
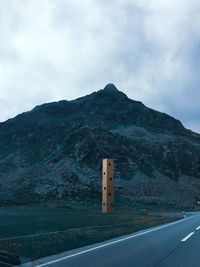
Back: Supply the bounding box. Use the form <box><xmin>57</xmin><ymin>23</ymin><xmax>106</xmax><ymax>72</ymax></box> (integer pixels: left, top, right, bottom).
<box><xmin>103</xmin><ymin>83</ymin><xmax>118</xmax><ymax>91</ymax></box>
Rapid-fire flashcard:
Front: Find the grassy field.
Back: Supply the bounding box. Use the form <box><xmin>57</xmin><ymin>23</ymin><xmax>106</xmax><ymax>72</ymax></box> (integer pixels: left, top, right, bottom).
<box><xmin>0</xmin><ymin>204</ymin><xmax>180</xmax><ymax>264</ymax></box>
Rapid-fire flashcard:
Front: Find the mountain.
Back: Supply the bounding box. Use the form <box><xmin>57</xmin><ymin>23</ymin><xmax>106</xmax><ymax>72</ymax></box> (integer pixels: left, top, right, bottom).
<box><xmin>0</xmin><ymin>84</ymin><xmax>200</xmax><ymax>208</ymax></box>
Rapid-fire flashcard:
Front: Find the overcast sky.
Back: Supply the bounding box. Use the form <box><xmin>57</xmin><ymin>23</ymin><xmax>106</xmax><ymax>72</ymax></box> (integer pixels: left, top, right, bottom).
<box><xmin>0</xmin><ymin>0</ymin><xmax>200</xmax><ymax>133</ymax></box>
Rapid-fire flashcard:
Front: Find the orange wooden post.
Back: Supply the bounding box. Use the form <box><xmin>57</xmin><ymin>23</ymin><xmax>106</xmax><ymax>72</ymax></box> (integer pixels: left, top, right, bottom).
<box><xmin>102</xmin><ymin>158</ymin><xmax>114</xmax><ymax>213</ymax></box>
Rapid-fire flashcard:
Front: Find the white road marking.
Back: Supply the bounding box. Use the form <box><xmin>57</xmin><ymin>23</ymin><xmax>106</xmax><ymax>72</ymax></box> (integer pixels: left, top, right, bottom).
<box><xmin>181</xmin><ymin>232</ymin><xmax>195</xmax><ymax>242</ymax></box>
<box><xmin>33</xmin><ymin>216</ymin><xmax>194</xmax><ymax>267</ymax></box>
<box><xmin>196</xmin><ymin>225</ymin><xmax>200</xmax><ymax>231</ymax></box>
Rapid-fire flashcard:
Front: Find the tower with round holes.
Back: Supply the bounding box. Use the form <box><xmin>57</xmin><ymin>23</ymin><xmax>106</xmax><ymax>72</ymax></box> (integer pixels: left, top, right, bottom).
<box><xmin>102</xmin><ymin>158</ymin><xmax>114</xmax><ymax>213</ymax></box>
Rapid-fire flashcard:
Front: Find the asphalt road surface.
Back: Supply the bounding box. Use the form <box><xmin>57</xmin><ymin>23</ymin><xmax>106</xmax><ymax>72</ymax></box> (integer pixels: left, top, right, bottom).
<box><xmin>22</xmin><ymin>212</ymin><xmax>200</xmax><ymax>267</ymax></box>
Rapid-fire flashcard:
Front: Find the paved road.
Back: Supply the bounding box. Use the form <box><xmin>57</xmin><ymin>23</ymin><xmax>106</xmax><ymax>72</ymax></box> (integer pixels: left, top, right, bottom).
<box><xmin>22</xmin><ymin>212</ymin><xmax>200</xmax><ymax>267</ymax></box>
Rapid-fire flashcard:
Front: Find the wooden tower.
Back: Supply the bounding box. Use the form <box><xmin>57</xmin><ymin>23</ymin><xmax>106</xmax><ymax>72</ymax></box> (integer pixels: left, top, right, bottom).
<box><xmin>102</xmin><ymin>158</ymin><xmax>114</xmax><ymax>213</ymax></box>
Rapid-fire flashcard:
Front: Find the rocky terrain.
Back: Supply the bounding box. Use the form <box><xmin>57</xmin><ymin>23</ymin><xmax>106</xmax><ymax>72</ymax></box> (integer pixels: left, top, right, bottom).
<box><xmin>0</xmin><ymin>84</ymin><xmax>200</xmax><ymax>208</ymax></box>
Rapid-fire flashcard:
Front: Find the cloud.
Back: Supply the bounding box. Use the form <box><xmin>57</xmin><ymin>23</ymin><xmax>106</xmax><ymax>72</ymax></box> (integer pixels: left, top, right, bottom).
<box><xmin>0</xmin><ymin>0</ymin><xmax>199</xmax><ymax>133</ymax></box>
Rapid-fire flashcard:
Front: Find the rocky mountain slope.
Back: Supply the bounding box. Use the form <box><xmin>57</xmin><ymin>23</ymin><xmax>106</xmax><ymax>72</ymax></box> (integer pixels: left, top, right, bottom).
<box><xmin>0</xmin><ymin>84</ymin><xmax>200</xmax><ymax>208</ymax></box>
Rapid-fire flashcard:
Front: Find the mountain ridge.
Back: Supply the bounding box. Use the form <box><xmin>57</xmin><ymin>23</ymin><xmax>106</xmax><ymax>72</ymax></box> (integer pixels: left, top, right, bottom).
<box><xmin>0</xmin><ymin>84</ymin><xmax>200</xmax><ymax>208</ymax></box>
